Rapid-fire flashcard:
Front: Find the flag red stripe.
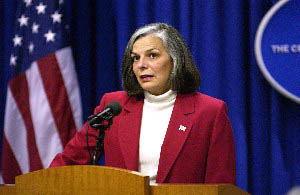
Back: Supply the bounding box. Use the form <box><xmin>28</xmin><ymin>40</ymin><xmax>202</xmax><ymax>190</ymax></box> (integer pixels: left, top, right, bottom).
<box><xmin>9</xmin><ymin>73</ymin><xmax>43</xmax><ymax>171</ymax></box>
<box><xmin>37</xmin><ymin>53</ymin><xmax>77</xmax><ymax>147</ymax></box>
<box><xmin>1</xmin><ymin>137</ymin><xmax>22</xmax><ymax>184</ymax></box>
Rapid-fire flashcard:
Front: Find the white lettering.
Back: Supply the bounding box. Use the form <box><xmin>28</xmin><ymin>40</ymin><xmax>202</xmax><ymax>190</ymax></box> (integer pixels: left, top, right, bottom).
<box><xmin>291</xmin><ymin>44</ymin><xmax>300</xmax><ymax>53</ymax></box>
<box><xmin>271</xmin><ymin>44</ymin><xmax>289</xmax><ymax>53</ymax></box>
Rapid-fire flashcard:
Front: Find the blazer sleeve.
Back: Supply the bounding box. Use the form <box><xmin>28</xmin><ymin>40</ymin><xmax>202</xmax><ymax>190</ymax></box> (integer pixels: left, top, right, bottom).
<box><xmin>204</xmin><ymin>102</ymin><xmax>236</xmax><ymax>184</ymax></box>
<box><xmin>49</xmin><ymin>94</ymin><xmax>108</xmax><ymax>167</ymax></box>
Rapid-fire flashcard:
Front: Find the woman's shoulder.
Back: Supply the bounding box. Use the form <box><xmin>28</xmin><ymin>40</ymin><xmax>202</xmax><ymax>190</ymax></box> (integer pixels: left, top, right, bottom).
<box><xmin>101</xmin><ymin>91</ymin><xmax>131</xmax><ymax>104</ymax></box>
<box><xmin>94</xmin><ymin>91</ymin><xmax>129</xmax><ymax>113</ymax></box>
<box><xmin>180</xmin><ymin>92</ymin><xmax>225</xmax><ymax>107</ymax></box>
<box><xmin>104</xmin><ymin>90</ymin><xmax>128</xmax><ymax>98</ymax></box>
<box><xmin>180</xmin><ymin>92</ymin><xmax>228</xmax><ymax>118</ymax></box>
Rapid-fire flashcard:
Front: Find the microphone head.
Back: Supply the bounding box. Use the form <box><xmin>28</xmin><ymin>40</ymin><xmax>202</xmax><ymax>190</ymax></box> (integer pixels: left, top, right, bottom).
<box><xmin>106</xmin><ymin>102</ymin><xmax>122</xmax><ymax>116</ymax></box>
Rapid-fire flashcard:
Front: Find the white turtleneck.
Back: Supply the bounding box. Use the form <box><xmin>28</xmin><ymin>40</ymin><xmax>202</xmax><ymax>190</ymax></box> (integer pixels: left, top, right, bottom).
<box><xmin>138</xmin><ymin>90</ymin><xmax>177</xmax><ymax>184</ymax></box>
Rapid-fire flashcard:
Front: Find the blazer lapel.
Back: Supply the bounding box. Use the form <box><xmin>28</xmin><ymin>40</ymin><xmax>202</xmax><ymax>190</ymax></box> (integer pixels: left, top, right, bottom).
<box><xmin>118</xmin><ymin>96</ymin><xmax>144</xmax><ymax>171</ymax></box>
<box><xmin>156</xmin><ymin>93</ymin><xmax>195</xmax><ymax>183</ymax></box>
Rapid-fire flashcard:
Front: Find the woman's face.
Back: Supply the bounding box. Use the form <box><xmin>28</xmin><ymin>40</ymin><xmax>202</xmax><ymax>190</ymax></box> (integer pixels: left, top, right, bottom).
<box><xmin>131</xmin><ymin>35</ymin><xmax>173</xmax><ymax>96</ymax></box>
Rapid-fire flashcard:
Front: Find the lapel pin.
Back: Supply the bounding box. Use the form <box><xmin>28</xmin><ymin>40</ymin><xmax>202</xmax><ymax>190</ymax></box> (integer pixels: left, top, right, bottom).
<box><xmin>178</xmin><ymin>125</ymin><xmax>186</xmax><ymax>131</ymax></box>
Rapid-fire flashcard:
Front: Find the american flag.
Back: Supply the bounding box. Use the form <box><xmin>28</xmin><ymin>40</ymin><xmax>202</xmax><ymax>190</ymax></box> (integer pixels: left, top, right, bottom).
<box><xmin>0</xmin><ymin>0</ymin><xmax>82</xmax><ymax>184</ymax></box>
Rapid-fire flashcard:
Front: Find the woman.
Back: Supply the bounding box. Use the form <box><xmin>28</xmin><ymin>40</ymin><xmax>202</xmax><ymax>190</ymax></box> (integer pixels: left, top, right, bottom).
<box><xmin>50</xmin><ymin>23</ymin><xmax>236</xmax><ymax>184</ymax></box>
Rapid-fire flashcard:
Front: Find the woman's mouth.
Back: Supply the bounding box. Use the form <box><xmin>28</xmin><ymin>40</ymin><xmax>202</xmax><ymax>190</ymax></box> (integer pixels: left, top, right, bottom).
<box><xmin>140</xmin><ymin>75</ymin><xmax>153</xmax><ymax>81</ymax></box>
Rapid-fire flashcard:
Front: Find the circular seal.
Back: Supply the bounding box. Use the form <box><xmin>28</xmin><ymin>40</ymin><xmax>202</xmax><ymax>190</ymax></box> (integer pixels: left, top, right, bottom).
<box><xmin>255</xmin><ymin>0</ymin><xmax>300</xmax><ymax>104</ymax></box>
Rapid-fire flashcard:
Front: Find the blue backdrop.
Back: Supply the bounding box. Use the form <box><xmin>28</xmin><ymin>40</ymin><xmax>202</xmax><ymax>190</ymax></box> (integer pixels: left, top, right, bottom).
<box><xmin>1</xmin><ymin>0</ymin><xmax>300</xmax><ymax>194</ymax></box>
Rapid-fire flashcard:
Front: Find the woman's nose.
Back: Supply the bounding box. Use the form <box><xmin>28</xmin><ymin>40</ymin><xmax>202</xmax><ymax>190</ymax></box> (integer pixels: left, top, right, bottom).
<box><xmin>137</xmin><ymin>57</ymin><xmax>147</xmax><ymax>69</ymax></box>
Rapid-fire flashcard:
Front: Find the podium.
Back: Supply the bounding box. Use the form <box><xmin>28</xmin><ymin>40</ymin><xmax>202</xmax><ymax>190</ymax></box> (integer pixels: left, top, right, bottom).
<box><xmin>0</xmin><ymin>166</ymin><xmax>250</xmax><ymax>194</ymax></box>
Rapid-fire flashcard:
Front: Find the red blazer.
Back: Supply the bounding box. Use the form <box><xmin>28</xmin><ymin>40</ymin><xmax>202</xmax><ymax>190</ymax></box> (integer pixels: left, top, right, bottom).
<box><xmin>50</xmin><ymin>91</ymin><xmax>236</xmax><ymax>184</ymax></box>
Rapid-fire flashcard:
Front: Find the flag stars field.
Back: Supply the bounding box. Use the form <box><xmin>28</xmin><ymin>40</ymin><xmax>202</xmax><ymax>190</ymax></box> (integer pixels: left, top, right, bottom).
<box><xmin>13</xmin><ymin>35</ymin><xmax>23</xmax><ymax>47</ymax></box>
<box><xmin>44</xmin><ymin>30</ymin><xmax>56</xmax><ymax>42</ymax></box>
<box><xmin>10</xmin><ymin>55</ymin><xmax>17</xmax><ymax>66</ymax></box>
<box><xmin>36</xmin><ymin>2</ymin><xmax>47</xmax><ymax>15</ymax></box>
<box><xmin>28</xmin><ymin>42</ymin><xmax>34</xmax><ymax>53</ymax></box>
<box><xmin>24</xmin><ymin>0</ymin><xmax>32</xmax><ymax>7</ymax></box>
<box><xmin>51</xmin><ymin>11</ymin><xmax>62</xmax><ymax>24</ymax></box>
<box><xmin>32</xmin><ymin>23</ymin><xmax>39</xmax><ymax>34</ymax></box>
<box><xmin>18</xmin><ymin>14</ymin><xmax>29</xmax><ymax>27</ymax></box>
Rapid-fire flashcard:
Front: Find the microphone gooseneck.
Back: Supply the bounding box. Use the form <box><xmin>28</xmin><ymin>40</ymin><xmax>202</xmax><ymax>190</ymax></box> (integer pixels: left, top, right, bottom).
<box><xmin>86</xmin><ymin>101</ymin><xmax>122</xmax><ymax>165</ymax></box>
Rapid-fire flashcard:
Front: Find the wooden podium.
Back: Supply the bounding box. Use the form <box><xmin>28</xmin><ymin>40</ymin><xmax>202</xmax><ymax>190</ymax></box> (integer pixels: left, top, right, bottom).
<box><xmin>0</xmin><ymin>166</ymin><xmax>250</xmax><ymax>195</ymax></box>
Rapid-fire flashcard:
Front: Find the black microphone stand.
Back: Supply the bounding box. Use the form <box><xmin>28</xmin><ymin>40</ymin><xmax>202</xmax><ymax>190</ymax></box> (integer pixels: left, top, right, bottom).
<box><xmin>89</xmin><ymin>117</ymin><xmax>113</xmax><ymax>165</ymax></box>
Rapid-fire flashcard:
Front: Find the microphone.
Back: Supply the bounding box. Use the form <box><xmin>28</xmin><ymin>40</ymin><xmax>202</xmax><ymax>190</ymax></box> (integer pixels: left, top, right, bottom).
<box><xmin>88</xmin><ymin>102</ymin><xmax>122</xmax><ymax>126</ymax></box>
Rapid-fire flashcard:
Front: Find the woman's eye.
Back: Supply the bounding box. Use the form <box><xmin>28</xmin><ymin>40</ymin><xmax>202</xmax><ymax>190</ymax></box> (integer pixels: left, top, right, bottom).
<box><xmin>149</xmin><ymin>53</ymin><xmax>158</xmax><ymax>59</ymax></box>
<box><xmin>131</xmin><ymin>56</ymin><xmax>139</xmax><ymax>61</ymax></box>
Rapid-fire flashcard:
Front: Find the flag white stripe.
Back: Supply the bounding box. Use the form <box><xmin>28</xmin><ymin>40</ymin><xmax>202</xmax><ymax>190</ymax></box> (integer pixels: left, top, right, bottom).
<box><xmin>4</xmin><ymin>88</ymin><xmax>29</xmax><ymax>174</ymax></box>
<box><xmin>0</xmin><ymin>173</ymin><xmax>3</xmax><ymax>184</ymax></box>
<box><xmin>26</xmin><ymin>62</ymin><xmax>63</xmax><ymax>168</ymax></box>
<box><xmin>56</xmin><ymin>47</ymin><xmax>83</xmax><ymax>130</ymax></box>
